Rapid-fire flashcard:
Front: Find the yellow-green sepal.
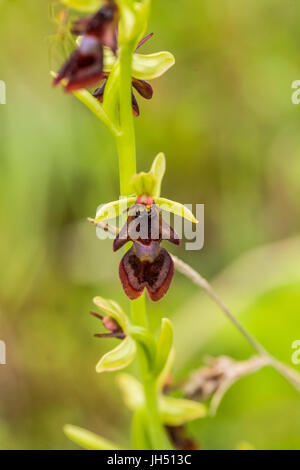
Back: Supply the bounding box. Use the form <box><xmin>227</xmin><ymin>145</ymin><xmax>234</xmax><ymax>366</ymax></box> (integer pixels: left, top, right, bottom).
<box><xmin>151</xmin><ymin>152</ymin><xmax>166</xmax><ymax>197</ymax></box>
<box><xmin>95</xmin><ymin>197</ymin><xmax>136</xmax><ymax>223</ymax></box>
<box><xmin>96</xmin><ymin>336</ymin><xmax>136</xmax><ymax>373</ymax></box>
<box><xmin>63</xmin><ymin>424</ymin><xmax>120</xmax><ymax>450</ymax></box>
<box><xmin>132</xmin><ymin>51</ymin><xmax>175</xmax><ymax>80</ymax></box>
<box><xmin>155</xmin><ymin>197</ymin><xmax>199</xmax><ymax>224</ymax></box>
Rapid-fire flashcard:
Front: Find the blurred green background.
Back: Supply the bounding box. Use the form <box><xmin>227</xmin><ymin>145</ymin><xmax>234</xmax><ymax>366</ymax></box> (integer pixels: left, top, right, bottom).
<box><xmin>0</xmin><ymin>0</ymin><xmax>300</xmax><ymax>449</ymax></box>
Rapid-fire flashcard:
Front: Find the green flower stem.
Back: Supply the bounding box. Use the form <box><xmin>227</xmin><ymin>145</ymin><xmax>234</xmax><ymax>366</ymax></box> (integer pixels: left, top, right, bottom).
<box><xmin>116</xmin><ymin>43</ymin><xmax>136</xmax><ymax>196</ymax></box>
<box><xmin>116</xmin><ymin>39</ymin><xmax>172</xmax><ymax>450</ymax></box>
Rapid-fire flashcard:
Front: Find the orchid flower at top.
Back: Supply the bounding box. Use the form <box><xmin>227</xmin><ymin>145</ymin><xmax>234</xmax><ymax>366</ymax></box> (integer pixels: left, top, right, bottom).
<box><xmin>53</xmin><ymin>0</ymin><xmax>175</xmax><ymax>118</ymax></box>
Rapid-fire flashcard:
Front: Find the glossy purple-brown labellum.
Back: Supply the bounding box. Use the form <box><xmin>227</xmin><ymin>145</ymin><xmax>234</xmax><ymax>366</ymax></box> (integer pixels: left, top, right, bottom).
<box><xmin>119</xmin><ymin>244</ymin><xmax>174</xmax><ymax>301</ymax></box>
<box><xmin>114</xmin><ymin>201</ymin><xmax>180</xmax><ymax>301</ymax></box>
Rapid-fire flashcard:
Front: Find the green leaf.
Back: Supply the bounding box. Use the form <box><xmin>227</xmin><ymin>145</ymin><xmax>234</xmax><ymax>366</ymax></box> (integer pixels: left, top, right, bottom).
<box><xmin>160</xmin><ymin>396</ymin><xmax>207</xmax><ymax>426</ymax></box>
<box><xmin>117</xmin><ymin>373</ymin><xmax>206</xmax><ymax>426</ymax></box>
<box><xmin>93</xmin><ymin>296</ymin><xmax>129</xmax><ymax>332</ymax></box>
<box><xmin>155</xmin><ymin>197</ymin><xmax>198</xmax><ymax>224</ymax></box>
<box><xmin>151</xmin><ymin>153</ymin><xmax>166</xmax><ymax>197</ymax></box>
<box><xmin>116</xmin><ymin>373</ymin><xmax>144</xmax><ymax>410</ymax></box>
<box><xmin>96</xmin><ymin>336</ymin><xmax>136</xmax><ymax>373</ymax></box>
<box><xmin>131</xmin><ymin>172</ymin><xmax>155</xmax><ymax>196</ymax></box>
<box><xmin>63</xmin><ymin>424</ymin><xmax>120</xmax><ymax>450</ymax></box>
<box><xmin>132</xmin><ymin>51</ymin><xmax>175</xmax><ymax>80</ymax></box>
<box><xmin>95</xmin><ymin>197</ymin><xmax>136</xmax><ymax>222</ymax></box>
<box><xmin>154</xmin><ymin>318</ymin><xmax>174</xmax><ymax>378</ymax></box>
<box><xmin>61</xmin><ymin>0</ymin><xmax>101</xmax><ymax>13</ymax></box>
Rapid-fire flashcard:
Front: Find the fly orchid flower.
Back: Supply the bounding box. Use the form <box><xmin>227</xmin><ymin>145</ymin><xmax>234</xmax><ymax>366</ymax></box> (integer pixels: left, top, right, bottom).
<box><xmin>91</xmin><ymin>296</ymin><xmax>136</xmax><ymax>373</ymax></box>
<box><xmin>94</xmin><ymin>153</ymin><xmax>198</xmax><ymax>302</ymax></box>
<box><xmin>114</xmin><ymin>195</ymin><xmax>180</xmax><ymax>301</ymax></box>
<box><xmin>53</xmin><ymin>0</ymin><xmax>119</xmax><ymax>92</ymax></box>
<box><xmin>93</xmin><ymin>33</ymin><xmax>154</xmax><ymax>116</ymax></box>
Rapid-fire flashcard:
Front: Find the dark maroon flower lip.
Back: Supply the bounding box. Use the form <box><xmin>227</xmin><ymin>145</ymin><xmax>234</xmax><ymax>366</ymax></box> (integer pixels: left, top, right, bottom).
<box><xmin>53</xmin><ymin>1</ymin><xmax>119</xmax><ymax>92</ymax></box>
<box><xmin>113</xmin><ymin>197</ymin><xmax>181</xmax><ymax>302</ymax></box>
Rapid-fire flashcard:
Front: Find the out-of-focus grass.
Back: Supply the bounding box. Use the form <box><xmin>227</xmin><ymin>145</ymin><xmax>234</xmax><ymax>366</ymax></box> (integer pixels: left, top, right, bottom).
<box><xmin>0</xmin><ymin>0</ymin><xmax>300</xmax><ymax>449</ymax></box>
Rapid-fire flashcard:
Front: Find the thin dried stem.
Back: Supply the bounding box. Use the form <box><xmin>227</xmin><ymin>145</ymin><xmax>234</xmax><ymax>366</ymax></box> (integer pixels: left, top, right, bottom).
<box><xmin>172</xmin><ymin>254</ymin><xmax>300</xmax><ymax>394</ymax></box>
<box><xmin>87</xmin><ymin>217</ymin><xmax>119</xmax><ymax>235</ymax></box>
<box><xmin>207</xmin><ymin>355</ymin><xmax>270</xmax><ymax>415</ymax></box>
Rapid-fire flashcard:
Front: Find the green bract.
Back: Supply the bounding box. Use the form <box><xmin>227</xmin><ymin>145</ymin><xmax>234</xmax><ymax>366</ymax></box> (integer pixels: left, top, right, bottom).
<box><xmin>63</xmin><ymin>424</ymin><xmax>120</xmax><ymax>450</ymax></box>
<box><xmin>117</xmin><ymin>373</ymin><xmax>207</xmax><ymax>426</ymax></box>
<box><xmin>153</xmin><ymin>318</ymin><xmax>173</xmax><ymax>377</ymax></box>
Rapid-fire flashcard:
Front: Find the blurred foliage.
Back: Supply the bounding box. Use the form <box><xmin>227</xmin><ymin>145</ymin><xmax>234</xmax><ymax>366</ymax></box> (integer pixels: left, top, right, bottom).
<box><xmin>0</xmin><ymin>0</ymin><xmax>300</xmax><ymax>449</ymax></box>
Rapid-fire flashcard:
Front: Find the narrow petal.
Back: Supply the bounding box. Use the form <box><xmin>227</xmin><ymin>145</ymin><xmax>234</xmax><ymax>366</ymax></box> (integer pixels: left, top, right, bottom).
<box><xmin>160</xmin><ymin>215</ymin><xmax>181</xmax><ymax>246</ymax></box>
<box><xmin>132</xmin><ymin>78</ymin><xmax>153</xmax><ymax>100</ymax></box>
<box><xmin>93</xmin><ymin>81</ymin><xmax>107</xmax><ymax>102</ymax></box>
<box><xmin>160</xmin><ymin>396</ymin><xmax>207</xmax><ymax>426</ymax></box>
<box><xmin>136</xmin><ymin>32</ymin><xmax>154</xmax><ymax>50</ymax></box>
<box><xmin>132</xmin><ymin>51</ymin><xmax>175</xmax><ymax>80</ymax></box>
<box><xmin>95</xmin><ymin>336</ymin><xmax>136</xmax><ymax>373</ymax></box>
<box><xmin>113</xmin><ymin>219</ymin><xmax>131</xmax><ymax>252</ymax></box>
<box><xmin>131</xmin><ymin>92</ymin><xmax>140</xmax><ymax>117</ymax></box>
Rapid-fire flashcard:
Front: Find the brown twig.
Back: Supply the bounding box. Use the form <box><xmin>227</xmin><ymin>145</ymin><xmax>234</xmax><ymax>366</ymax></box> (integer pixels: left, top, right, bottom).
<box><xmin>87</xmin><ymin>217</ymin><xmax>119</xmax><ymax>235</ymax></box>
<box><xmin>172</xmin><ymin>254</ymin><xmax>300</xmax><ymax>394</ymax></box>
